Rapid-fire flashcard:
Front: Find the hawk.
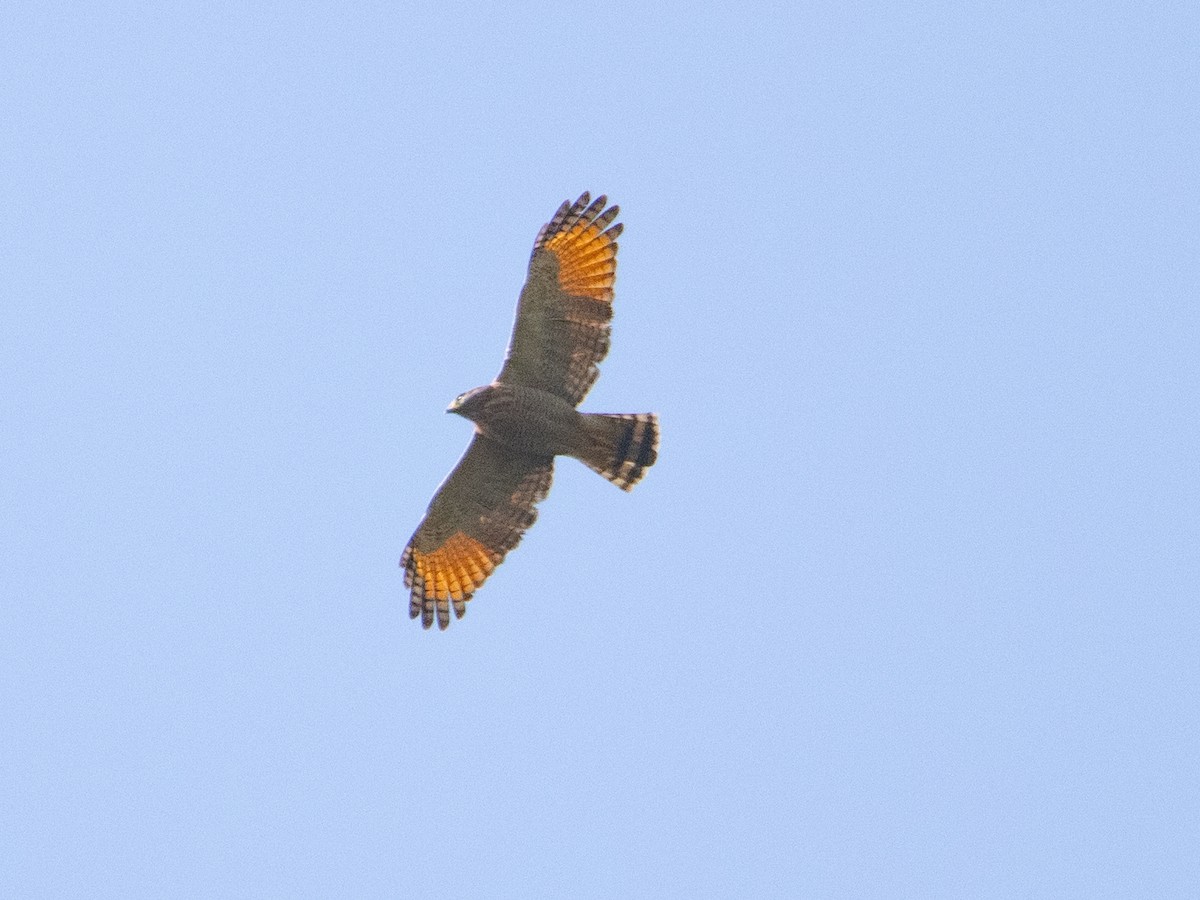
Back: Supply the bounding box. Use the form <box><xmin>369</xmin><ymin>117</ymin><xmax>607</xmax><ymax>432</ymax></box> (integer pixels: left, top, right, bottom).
<box><xmin>401</xmin><ymin>192</ymin><xmax>659</xmax><ymax>629</ymax></box>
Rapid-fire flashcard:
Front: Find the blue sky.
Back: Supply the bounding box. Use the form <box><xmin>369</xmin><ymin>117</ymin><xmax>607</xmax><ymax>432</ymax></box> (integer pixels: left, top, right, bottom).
<box><xmin>3</xmin><ymin>2</ymin><xmax>1198</xmax><ymax>896</ymax></box>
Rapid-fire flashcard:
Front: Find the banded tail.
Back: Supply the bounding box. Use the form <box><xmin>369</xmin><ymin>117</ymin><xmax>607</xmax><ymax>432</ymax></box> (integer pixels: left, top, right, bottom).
<box><xmin>577</xmin><ymin>413</ymin><xmax>659</xmax><ymax>491</ymax></box>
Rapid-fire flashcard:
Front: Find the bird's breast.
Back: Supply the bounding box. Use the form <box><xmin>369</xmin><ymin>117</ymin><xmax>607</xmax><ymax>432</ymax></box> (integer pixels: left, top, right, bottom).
<box><xmin>476</xmin><ymin>385</ymin><xmax>581</xmax><ymax>457</ymax></box>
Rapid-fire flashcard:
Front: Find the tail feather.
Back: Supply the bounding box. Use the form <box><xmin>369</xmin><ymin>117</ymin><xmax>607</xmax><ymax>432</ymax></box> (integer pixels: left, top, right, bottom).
<box><xmin>577</xmin><ymin>413</ymin><xmax>659</xmax><ymax>490</ymax></box>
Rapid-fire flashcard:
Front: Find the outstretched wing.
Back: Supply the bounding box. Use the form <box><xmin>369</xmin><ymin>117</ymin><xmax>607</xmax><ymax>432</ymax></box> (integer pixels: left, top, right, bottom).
<box><xmin>497</xmin><ymin>192</ymin><xmax>622</xmax><ymax>407</ymax></box>
<box><xmin>401</xmin><ymin>436</ymin><xmax>554</xmax><ymax>629</ymax></box>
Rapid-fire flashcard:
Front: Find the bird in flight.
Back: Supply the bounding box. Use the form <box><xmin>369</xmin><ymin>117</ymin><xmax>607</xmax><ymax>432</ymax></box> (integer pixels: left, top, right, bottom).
<box><xmin>401</xmin><ymin>193</ymin><xmax>659</xmax><ymax>629</ymax></box>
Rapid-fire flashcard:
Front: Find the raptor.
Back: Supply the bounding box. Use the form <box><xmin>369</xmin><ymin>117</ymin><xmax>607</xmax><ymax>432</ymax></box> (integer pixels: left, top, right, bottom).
<box><xmin>400</xmin><ymin>193</ymin><xmax>659</xmax><ymax>629</ymax></box>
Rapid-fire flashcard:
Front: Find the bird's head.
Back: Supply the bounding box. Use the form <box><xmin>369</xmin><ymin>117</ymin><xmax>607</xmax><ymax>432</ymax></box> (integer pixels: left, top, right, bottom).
<box><xmin>447</xmin><ymin>384</ymin><xmax>491</xmax><ymax>420</ymax></box>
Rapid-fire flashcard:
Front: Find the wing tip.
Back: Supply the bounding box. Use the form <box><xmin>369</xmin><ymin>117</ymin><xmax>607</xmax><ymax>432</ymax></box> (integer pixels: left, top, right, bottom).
<box><xmin>537</xmin><ymin>192</ymin><xmax>622</xmax><ymax>249</ymax></box>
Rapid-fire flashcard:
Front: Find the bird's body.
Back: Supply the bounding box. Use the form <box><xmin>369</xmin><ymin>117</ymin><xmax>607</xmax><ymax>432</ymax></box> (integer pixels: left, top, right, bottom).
<box><xmin>451</xmin><ymin>383</ymin><xmax>582</xmax><ymax>458</ymax></box>
<box><xmin>401</xmin><ymin>193</ymin><xmax>658</xmax><ymax>629</ymax></box>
